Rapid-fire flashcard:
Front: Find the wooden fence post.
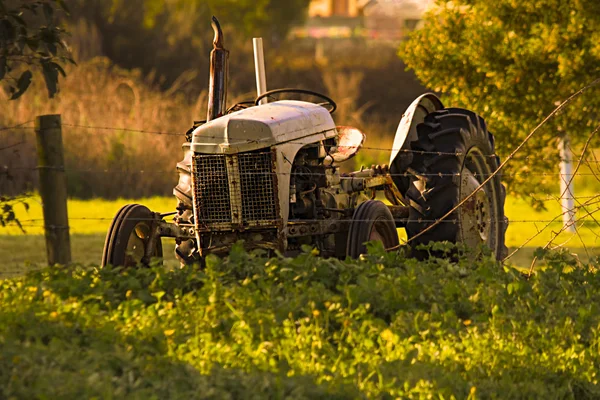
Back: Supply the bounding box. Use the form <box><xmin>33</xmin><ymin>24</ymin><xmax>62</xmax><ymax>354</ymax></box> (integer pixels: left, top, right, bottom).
<box><xmin>35</xmin><ymin>114</ymin><xmax>71</xmax><ymax>265</ymax></box>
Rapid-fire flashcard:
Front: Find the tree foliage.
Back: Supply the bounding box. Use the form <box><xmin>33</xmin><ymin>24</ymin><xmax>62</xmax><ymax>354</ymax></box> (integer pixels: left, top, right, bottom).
<box><xmin>1</xmin><ymin>0</ymin><xmax>74</xmax><ymax>232</ymax></box>
<box><xmin>0</xmin><ymin>0</ymin><xmax>74</xmax><ymax>99</ymax></box>
<box><xmin>135</xmin><ymin>0</ymin><xmax>311</xmax><ymax>39</ymax></box>
<box><xmin>67</xmin><ymin>0</ymin><xmax>311</xmax><ymax>91</ymax></box>
<box><xmin>400</xmin><ymin>0</ymin><xmax>600</xmax><ymax>198</ymax></box>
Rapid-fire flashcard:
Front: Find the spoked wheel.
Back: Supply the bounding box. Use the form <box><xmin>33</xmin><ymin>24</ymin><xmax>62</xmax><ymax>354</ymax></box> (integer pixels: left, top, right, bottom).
<box><xmin>102</xmin><ymin>204</ymin><xmax>163</xmax><ymax>267</ymax></box>
<box><xmin>347</xmin><ymin>200</ymin><xmax>400</xmax><ymax>258</ymax></box>
<box><xmin>405</xmin><ymin>108</ymin><xmax>508</xmax><ymax>260</ymax></box>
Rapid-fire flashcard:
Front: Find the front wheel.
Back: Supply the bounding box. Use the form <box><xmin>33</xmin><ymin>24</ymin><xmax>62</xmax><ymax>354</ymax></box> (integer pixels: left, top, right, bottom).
<box><xmin>346</xmin><ymin>200</ymin><xmax>400</xmax><ymax>258</ymax></box>
<box><xmin>102</xmin><ymin>204</ymin><xmax>163</xmax><ymax>267</ymax></box>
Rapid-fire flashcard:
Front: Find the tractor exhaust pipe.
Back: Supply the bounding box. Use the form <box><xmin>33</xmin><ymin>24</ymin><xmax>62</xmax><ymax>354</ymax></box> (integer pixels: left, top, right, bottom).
<box><xmin>207</xmin><ymin>16</ymin><xmax>229</xmax><ymax>121</ymax></box>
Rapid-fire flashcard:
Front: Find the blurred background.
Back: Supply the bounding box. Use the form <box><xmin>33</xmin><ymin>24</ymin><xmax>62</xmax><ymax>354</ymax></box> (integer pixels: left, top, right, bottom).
<box><xmin>1</xmin><ymin>0</ymin><xmax>432</xmax><ymax>198</ymax></box>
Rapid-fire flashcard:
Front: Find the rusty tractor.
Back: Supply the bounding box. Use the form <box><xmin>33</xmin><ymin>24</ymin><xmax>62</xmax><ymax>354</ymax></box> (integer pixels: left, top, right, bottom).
<box><xmin>102</xmin><ymin>17</ymin><xmax>508</xmax><ymax>268</ymax></box>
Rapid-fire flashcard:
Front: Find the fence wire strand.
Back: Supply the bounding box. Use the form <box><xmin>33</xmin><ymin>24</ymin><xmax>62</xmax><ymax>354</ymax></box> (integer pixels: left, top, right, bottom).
<box><xmin>0</xmin><ymin>120</ymin><xmax>34</xmax><ymax>131</ymax></box>
<box><xmin>3</xmin><ymin>79</ymin><xmax>600</xmax><ymax>267</ymax></box>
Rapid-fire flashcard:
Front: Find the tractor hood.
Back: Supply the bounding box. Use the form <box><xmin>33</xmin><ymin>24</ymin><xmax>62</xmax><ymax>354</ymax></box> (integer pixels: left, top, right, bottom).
<box><xmin>191</xmin><ymin>100</ymin><xmax>336</xmax><ymax>154</ymax></box>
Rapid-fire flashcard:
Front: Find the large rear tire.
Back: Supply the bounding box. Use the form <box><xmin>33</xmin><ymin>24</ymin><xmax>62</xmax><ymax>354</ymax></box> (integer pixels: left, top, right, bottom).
<box><xmin>405</xmin><ymin>108</ymin><xmax>508</xmax><ymax>260</ymax></box>
<box><xmin>102</xmin><ymin>204</ymin><xmax>163</xmax><ymax>267</ymax></box>
<box><xmin>347</xmin><ymin>200</ymin><xmax>400</xmax><ymax>258</ymax></box>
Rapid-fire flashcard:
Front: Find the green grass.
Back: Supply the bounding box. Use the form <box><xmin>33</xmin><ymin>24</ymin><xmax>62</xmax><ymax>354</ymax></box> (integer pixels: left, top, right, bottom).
<box><xmin>0</xmin><ymin>235</ymin><xmax>180</xmax><ymax>278</ymax></box>
<box><xmin>1</xmin><ymin>194</ymin><xmax>598</xmax><ymax>276</ymax></box>
<box><xmin>4</xmin><ymin>196</ymin><xmax>176</xmax><ymax>235</ymax></box>
<box><xmin>504</xmin><ymin>193</ymin><xmax>600</xmax><ymax>249</ymax></box>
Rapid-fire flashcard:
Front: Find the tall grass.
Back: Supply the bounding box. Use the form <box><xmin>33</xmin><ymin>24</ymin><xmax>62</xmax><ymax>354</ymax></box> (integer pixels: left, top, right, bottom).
<box><xmin>1</xmin><ymin>58</ymin><xmax>207</xmax><ymax>198</ymax></box>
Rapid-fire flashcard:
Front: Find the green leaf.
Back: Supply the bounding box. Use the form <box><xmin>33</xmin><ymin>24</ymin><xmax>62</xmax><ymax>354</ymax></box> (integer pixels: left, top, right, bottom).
<box><xmin>0</xmin><ymin>56</ymin><xmax>6</xmax><ymax>80</ymax></box>
<box><xmin>9</xmin><ymin>13</ymin><xmax>26</xmax><ymax>27</ymax></box>
<box><xmin>137</xmin><ymin>289</ymin><xmax>157</xmax><ymax>304</ymax></box>
<box><xmin>533</xmin><ymin>247</ymin><xmax>548</xmax><ymax>260</ymax></box>
<box><xmin>15</xmin><ymin>36</ymin><xmax>25</xmax><ymax>52</ymax></box>
<box><xmin>28</xmin><ymin>4</ymin><xmax>39</xmax><ymax>16</ymax></box>
<box><xmin>9</xmin><ymin>70</ymin><xmax>32</xmax><ymax>100</ymax></box>
<box><xmin>0</xmin><ymin>19</ymin><xmax>16</xmax><ymax>41</ymax></box>
<box><xmin>55</xmin><ymin>0</ymin><xmax>70</xmax><ymax>14</ymax></box>
<box><xmin>26</xmin><ymin>38</ymin><xmax>39</xmax><ymax>52</ymax></box>
<box><xmin>50</xmin><ymin>61</ymin><xmax>66</xmax><ymax>77</ymax></box>
<box><xmin>46</xmin><ymin>41</ymin><xmax>57</xmax><ymax>56</ymax></box>
<box><xmin>42</xmin><ymin>61</ymin><xmax>58</xmax><ymax>98</ymax></box>
<box><xmin>43</xmin><ymin>3</ymin><xmax>54</xmax><ymax>21</ymax></box>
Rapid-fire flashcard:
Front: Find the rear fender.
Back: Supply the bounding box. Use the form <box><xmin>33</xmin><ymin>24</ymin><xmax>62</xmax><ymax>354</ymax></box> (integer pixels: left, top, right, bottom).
<box><xmin>389</xmin><ymin>93</ymin><xmax>444</xmax><ymax>168</ymax></box>
<box><xmin>389</xmin><ymin>93</ymin><xmax>443</xmax><ymax>191</ymax></box>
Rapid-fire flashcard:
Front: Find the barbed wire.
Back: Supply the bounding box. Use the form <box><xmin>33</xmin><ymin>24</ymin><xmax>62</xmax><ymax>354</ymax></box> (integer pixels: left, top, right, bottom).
<box><xmin>4</xmin><ymin>121</ymin><xmax>600</xmax><ymax>164</ymax></box>
<box><xmin>0</xmin><ymin>120</ymin><xmax>34</xmax><ymax>131</ymax></box>
<box><xmin>61</xmin><ymin>123</ymin><xmax>186</xmax><ymax>137</ymax></box>
<box><xmin>503</xmin><ymin>181</ymin><xmax>600</xmax><ymax>262</ymax></box>
<box><xmin>11</xmin><ymin>216</ymin><xmax>599</xmax><ymax>224</ymax></box>
<box><xmin>5</xmin><ymin>165</ymin><xmax>600</xmax><ymax>178</ymax></box>
<box><xmin>522</xmin><ymin>123</ymin><xmax>600</xmax><ymax>273</ymax></box>
<box><xmin>0</xmin><ymin>141</ymin><xmax>25</xmax><ymax>151</ymax></box>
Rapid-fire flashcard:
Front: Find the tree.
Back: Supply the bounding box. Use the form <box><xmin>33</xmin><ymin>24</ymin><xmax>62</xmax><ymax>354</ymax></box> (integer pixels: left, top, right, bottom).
<box><xmin>400</xmin><ymin>0</ymin><xmax>600</xmax><ymax>200</ymax></box>
<box><xmin>0</xmin><ymin>0</ymin><xmax>73</xmax><ymax>99</ymax></box>
<box><xmin>67</xmin><ymin>0</ymin><xmax>311</xmax><ymax>92</ymax></box>
<box><xmin>1</xmin><ymin>0</ymin><xmax>73</xmax><ymax>232</ymax></box>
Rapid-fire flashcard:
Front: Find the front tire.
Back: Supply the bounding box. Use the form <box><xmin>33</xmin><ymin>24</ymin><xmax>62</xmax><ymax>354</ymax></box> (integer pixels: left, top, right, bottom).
<box><xmin>405</xmin><ymin>108</ymin><xmax>508</xmax><ymax>260</ymax></box>
<box><xmin>347</xmin><ymin>200</ymin><xmax>400</xmax><ymax>258</ymax></box>
<box><xmin>102</xmin><ymin>204</ymin><xmax>163</xmax><ymax>267</ymax></box>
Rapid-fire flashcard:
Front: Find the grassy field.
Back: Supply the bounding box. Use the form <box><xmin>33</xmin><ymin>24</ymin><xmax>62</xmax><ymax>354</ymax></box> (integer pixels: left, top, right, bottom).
<box><xmin>1</xmin><ymin>194</ymin><xmax>599</xmax><ymax>277</ymax></box>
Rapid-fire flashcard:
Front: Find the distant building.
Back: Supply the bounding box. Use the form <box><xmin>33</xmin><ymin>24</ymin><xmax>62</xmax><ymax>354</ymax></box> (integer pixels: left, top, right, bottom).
<box><xmin>308</xmin><ymin>0</ymin><xmax>369</xmax><ymax>18</ymax></box>
<box><xmin>291</xmin><ymin>0</ymin><xmax>433</xmax><ymax>41</ymax></box>
<box><xmin>364</xmin><ymin>0</ymin><xmax>433</xmax><ymax>40</ymax></box>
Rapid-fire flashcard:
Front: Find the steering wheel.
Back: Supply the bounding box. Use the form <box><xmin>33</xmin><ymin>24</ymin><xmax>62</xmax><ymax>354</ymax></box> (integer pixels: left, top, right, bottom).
<box><xmin>254</xmin><ymin>88</ymin><xmax>337</xmax><ymax>114</ymax></box>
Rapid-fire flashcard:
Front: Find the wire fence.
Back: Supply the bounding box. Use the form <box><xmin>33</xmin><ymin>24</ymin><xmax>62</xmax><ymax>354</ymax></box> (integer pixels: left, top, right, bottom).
<box><xmin>2</xmin><ymin>82</ymin><xmax>600</xmax><ymax>276</ymax></box>
<box><xmin>1</xmin><ymin>122</ymin><xmax>598</xmax><ymax>164</ymax></box>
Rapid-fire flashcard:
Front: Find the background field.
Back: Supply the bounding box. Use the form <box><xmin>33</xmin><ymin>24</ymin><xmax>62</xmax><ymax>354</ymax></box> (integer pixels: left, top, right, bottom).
<box><xmin>2</xmin><ymin>193</ymin><xmax>598</xmax><ymax>277</ymax></box>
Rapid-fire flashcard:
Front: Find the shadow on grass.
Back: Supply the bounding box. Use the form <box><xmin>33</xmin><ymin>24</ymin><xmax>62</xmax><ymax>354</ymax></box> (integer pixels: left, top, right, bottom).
<box><xmin>0</xmin><ymin>310</ymin><xmax>358</xmax><ymax>399</ymax></box>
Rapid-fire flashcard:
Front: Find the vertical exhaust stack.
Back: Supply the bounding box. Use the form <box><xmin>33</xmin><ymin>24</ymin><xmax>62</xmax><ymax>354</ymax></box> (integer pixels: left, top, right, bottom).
<box><xmin>253</xmin><ymin>37</ymin><xmax>268</xmax><ymax>104</ymax></box>
<box><xmin>207</xmin><ymin>16</ymin><xmax>229</xmax><ymax>122</ymax></box>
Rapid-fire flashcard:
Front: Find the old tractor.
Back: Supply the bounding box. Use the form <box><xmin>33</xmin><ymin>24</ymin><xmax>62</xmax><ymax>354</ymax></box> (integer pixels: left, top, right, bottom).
<box><xmin>102</xmin><ymin>17</ymin><xmax>508</xmax><ymax>268</ymax></box>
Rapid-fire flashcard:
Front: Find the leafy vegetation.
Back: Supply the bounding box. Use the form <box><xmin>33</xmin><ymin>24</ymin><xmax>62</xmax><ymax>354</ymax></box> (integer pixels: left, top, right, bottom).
<box><xmin>2</xmin><ymin>244</ymin><xmax>600</xmax><ymax>398</ymax></box>
<box><xmin>400</xmin><ymin>0</ymin><xmax>600</xmax><ymax>199</ymax></box>
<box><xmin>0</xmin><ymin>0</ymin><xmax>73</xmax><ymax>99</ymax></box>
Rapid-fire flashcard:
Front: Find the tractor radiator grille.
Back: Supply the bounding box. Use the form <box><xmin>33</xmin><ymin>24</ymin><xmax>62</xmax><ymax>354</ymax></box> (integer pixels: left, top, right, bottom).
<box><xmin>192</xmin><ymin>151</ymin><xmax>278</xmax><ymax>230</ymax></box>
<box><xmin>239</xmin><ymin>152</ymin><xmax>277</xmax><ymax>222</ymax></box>
<box><xmin>192</xmin><ymin>154</ymin><xmax>231</xmax><ymax>225</ymax></box>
